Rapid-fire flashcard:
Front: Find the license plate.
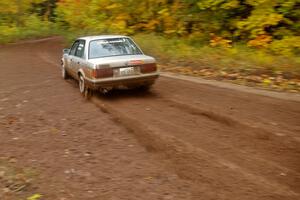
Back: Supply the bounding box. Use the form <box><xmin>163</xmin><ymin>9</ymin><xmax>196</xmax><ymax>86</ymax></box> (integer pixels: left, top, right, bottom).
<box><xmin>119</xmin><ymin>67</ymin><xmax>135</xmax><ymax>76</ymax></box>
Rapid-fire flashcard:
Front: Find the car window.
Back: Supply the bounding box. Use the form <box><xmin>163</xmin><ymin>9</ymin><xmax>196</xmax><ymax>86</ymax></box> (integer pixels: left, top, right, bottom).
<box><xmin>75</xmin><ymin>40</ymin><xmax>85</xmax><ymax>58</ymax></box>
<box><xmin>70</xmin><ymin>41</ymin><xmax>79</xmax><ymax>56</ymax></box>
<box><xmin>89</xmin><ymin>38</ymin><xmax>143</xmax><ymax>59</ymax></box>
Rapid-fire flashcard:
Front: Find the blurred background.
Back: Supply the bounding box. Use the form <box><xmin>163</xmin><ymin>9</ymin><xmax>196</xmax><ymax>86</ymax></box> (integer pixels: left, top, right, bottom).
<box><xmin>0</xmin><ymin>0</ymin><xmax>299</xmax><ymax>91</ymax></box>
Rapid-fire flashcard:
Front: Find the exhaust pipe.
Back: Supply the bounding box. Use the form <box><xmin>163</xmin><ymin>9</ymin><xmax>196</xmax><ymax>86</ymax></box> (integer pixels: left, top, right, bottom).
<box><xmin>100</xmin><ymin>88</ymin><xmax>109</xmax><ymax>94</ymax></box>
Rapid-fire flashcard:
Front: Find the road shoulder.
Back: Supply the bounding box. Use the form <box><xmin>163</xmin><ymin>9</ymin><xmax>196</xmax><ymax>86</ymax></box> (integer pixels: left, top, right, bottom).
<box><xmin>162</xmin><ymin>72</ymin><xmax>300</xmax><ymax>102</ymax></box>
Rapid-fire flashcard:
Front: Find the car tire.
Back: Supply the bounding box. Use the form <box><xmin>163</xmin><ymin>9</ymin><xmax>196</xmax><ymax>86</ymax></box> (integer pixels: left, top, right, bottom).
<box><xmin>62</xmin><ymin>66</ymin><xmax>70</xmax><ymax>80</ymax></box>
<box><xmin>79</xmin><ymin>74</ymin><xmax>92</xmax><ymax>99</ymax></box>
<box><xmin>138</xmin><ymin>84</ymin><xmax>152</xmax><ymax>91</ymax></box>
<box><xmin>79</xmin><ymin>74</ymin><xmax>86</xmax><ymax>93</ymax></box>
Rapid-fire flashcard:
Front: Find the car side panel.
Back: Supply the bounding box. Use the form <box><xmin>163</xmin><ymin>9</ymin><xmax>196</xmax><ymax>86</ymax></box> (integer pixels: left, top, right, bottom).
<box><xmin>73</xmin><ymin>56</ymin><xmax>90</xmax><ymax>79</ymax></box>
<box><xmin>68</xmin><ymin>55</ymin><xmax>78</xmax><ymax>79</ymax></box>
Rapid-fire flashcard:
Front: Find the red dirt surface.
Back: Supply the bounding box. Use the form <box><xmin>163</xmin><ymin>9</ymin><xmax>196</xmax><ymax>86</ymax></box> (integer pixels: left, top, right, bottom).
<box><xmin>0</xmin><ymin>38</ymin><xmax>299</xmax><ymax>200</ymax></box>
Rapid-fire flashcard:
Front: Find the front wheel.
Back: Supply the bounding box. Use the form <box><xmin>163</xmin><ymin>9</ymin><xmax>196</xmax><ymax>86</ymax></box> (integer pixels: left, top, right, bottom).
<box><xmin>62</xmin><ymin>66</ymin><xmax>70</xmax><ymax>80</ymax></box>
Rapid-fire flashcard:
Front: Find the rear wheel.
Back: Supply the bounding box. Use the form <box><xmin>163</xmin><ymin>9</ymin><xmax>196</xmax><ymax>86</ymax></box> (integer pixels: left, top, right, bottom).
<box><xmin>138</xmin><ymin>84</ymin><xmax>152</xmax><ymax>91</ymax></box>
<box><xmin>79</xmin><ymin>75</ymin><xmax>86</xmax><ymax>93</ymax></box>
<box><xmin>79</xmin><ymin>74</ymin><xmax>92</xmax><ymax>99</ymax></box>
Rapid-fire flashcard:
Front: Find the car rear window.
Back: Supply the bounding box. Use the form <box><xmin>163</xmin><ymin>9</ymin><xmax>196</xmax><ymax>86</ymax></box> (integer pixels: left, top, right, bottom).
<box><xmin>89</xmin><ymin>38</ymin><xmax>143</xmax><ymax>59</ymax></box>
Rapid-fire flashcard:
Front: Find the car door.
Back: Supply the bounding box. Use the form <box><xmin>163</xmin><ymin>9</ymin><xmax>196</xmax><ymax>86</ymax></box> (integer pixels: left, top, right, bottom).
<box><xmin>72</xmin><ymin>40</ymin><xmax>86</xmax><ymax>76</ymax></box>
<box><xmin>67</xmin><ymin>40</ymin><xmax>80</xmax><ymax>77</ymax></box>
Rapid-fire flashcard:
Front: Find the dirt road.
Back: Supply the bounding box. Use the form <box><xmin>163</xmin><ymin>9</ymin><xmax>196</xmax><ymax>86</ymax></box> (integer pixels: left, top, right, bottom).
<box><xmin>0</xmin><ymin>38</ymin><xmax>299</xmax><ymax>200</ymax></box>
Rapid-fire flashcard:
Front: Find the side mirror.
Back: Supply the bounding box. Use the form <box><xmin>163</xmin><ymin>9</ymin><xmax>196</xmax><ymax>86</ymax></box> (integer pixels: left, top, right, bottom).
<box><xmin>63</xmin><ymin>48</ymin><xmax>70</xmax><ymax>54</ymax></box>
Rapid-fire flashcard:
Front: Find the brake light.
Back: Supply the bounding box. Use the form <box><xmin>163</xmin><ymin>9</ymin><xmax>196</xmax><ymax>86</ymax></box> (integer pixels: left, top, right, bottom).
<box><xmin>140</xmin><ymin>63</ymin><xmax>157</xmax><ymax>73</ymax></box>
<box><xmin>129</xmin><ymin>60</ymin><xmax>144</xmax><ymax>65</ymax></box>
<box><xmin>92</xmin><ymin>68</ymin><xmax>113</xmax><ymax>78</ymax></box>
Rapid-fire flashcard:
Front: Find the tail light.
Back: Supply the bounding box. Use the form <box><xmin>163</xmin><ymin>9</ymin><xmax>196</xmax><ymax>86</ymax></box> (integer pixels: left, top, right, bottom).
<box><xmin>140</xmin><ymin>63</ymin><xmax>157</xmax><ymax>73</ymax></box>
<box><xmin>92</xmin><ymin>68</ymin><xmax>113</xmax><ymax>78</ymax></box>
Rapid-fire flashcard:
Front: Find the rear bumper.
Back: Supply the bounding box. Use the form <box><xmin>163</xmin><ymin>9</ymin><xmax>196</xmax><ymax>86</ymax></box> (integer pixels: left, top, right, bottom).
<box><xmin>85</xmin><ymin>72</ymin><xmax>159</xmax><ymax>89</ymax></box>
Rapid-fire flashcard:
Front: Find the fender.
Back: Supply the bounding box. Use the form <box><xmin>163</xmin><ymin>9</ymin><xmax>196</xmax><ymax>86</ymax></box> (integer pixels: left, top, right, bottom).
<box><xmin>78</xmin><ymin>68</ymin><xmax>86</xmax><ymax>80</ymax></box>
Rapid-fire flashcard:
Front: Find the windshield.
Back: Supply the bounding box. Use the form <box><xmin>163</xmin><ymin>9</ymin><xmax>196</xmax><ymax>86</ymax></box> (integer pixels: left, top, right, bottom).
<box><xmin>89</xmin><ymin>38</ymin><xmax>143</xmax><ymax>59</ymax></box>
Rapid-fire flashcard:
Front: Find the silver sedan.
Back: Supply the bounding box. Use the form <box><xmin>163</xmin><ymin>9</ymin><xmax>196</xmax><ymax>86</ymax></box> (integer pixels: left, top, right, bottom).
<box><xmin>61</xmin><ymin>35</ymin><xmax>159</xmax><ymax>96</ymax></box>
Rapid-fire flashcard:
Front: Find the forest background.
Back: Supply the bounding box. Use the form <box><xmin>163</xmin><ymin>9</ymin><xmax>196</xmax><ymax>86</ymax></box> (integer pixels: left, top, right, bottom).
<box><xmin>1</xmin><ymin>0</ymin><xmax>299</xmax><ymax>91</ymax></box>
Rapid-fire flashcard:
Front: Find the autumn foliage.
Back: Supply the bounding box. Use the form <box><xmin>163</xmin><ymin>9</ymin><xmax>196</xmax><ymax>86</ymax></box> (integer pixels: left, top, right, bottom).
<box><xmin>0</xmin><ymin>0</ymin><xmax>299</xmax><ymax>56</ymax></box>
<box><xmin>0</xmin><ymin>0</ymin><xmax>299</xmax><ymax>91</ymax></box>
<box><xmin>54</xmin><ymin>0</ymin><xmax>299</xmax><ymax>55</ymax></box>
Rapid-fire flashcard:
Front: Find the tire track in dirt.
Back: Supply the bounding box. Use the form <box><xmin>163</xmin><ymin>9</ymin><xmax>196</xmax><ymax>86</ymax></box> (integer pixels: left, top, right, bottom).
<box><xmin>91</xmin><ymin>96</ymin><xmax>299</xmax><ymax>199</ymax></box>
<box><xmin>161</xmin><ymin>97</ymin><xmax>300</xmax><ymax>160</ymax></box>
<box><xmin>156</xmin><ymin>77</ymin><xmax>300</xmax><ymax>139</ymax></box>
<box><xmin>95</xmin><ymin>91</ymin><xmax>300</xmax><ymax>168</ymax></box>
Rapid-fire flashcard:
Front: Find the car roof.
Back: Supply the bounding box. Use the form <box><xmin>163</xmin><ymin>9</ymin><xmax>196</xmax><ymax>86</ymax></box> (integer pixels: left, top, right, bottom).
<box><xmin>78</xmin><ymin>35</ymin><xmax>130</xmax><ymax>42</ymax></box>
